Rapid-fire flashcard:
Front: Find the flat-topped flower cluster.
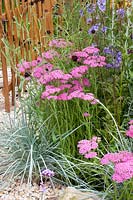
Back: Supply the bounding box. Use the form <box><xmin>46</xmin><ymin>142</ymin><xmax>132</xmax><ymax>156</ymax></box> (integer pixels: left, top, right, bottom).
<box><xmin>78</xmin><ymin>136</ymin><xmax>100</xmax><ymax>159</ymax></box>
<box><xmin>126</xmin><ymin>120</ymin><xmax>133</xmax><ymax>138</ymax></box>
<box><xmin>18</xmin><ymin>39</ymin><xmax>106</xmax><ymax>103</ymax></box>
<box><xmin>101</xmin><ymin>150</ymin><xmax>133</xmax><ymax>183</ymax></box>
<box><xmin>78</xmin><ymin>120</ymin><xmax>133</xmax><ymax>183</ymax></box>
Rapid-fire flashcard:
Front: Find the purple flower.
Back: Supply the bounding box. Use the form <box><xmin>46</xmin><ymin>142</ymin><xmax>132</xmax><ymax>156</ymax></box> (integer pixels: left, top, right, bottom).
<box><xmin>104</xmin><ymin>47</ymin><xmax>122</xmax><ymax>69</ymax></box>
<box><xmin>97</xmin><ymin>0</ymin><xmax>106</xmax><ymax>12</ymax></box>
<box><xmin>40</xmin><ymin>182</ymin><xmax>47</xmax><ymax>192</ymax></box>
<box><xmin>116</xmin><ymin>8</ymin><xmax>125</xmax><ymax>18</ymax></box>
<box><xmin>103</xmin><ymin>47</ymin><xmax>113</xmax><ymax>54</ymax></box>
<box><xmin>126</xmin><ymin>121</ymin><xmax>133</xmax><ymax>138</ymax></box>
<box><xmin>41</xmin><ymin>169</ymin><xmax>55</xmax><ymax>177</ymax></box>
<box><xmin>88</xmin><ymin>24</ymin><xmax>100</xmax><ymax>34</ymax></box>
<box><xmin>101</xmin><ymin>26</ymin><xmax>108</xmax><ymax>33</ymax></box>
<box><xmin>116</xmin><ymin>51</ymin><xmax>122</xmax><ymax>63</ymax></box>
<box><xmin>127</xmin><ymin>49</ymin><xmax>133</xmax><ymax>54</ymax></box>
<box><xmin>79</xmin><ymin>9</ymin><xmax>84</xmax><ymax>17</ymax></box>
<box><xmin>86</xmin><ymin>4</ymin><xmax>96</xmax><ymax>13</ymax></box>
<box><xmin>84</xmin><ymin>152</ymin><xmax>97</xmax><ymax>159</ymax></box>
<box><xmin>83</xmin><ymin>112</ymin><xmax>90</xmax><ymax>117</ymax></box>
<box><xmin>86</xmin><ymin>18</ymin><xmax>92</xmax><ymax>24</ymax></box>
<box><xmin>105</xmin><ymin>63</ymin><xmax>113</xmax><ymax>68</ymax></box>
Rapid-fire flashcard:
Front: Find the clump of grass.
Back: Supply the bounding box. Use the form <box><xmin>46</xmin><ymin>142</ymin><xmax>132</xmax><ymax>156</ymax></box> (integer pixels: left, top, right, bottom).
<box><xmin>0</xmin><ymin>109</ymin><xmax>102</xmax><ymax>194</ymax></box>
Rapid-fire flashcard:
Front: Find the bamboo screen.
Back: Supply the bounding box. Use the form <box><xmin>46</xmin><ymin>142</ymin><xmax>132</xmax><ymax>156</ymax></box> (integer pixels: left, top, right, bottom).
<box><xmin>0</xmin><ymin>0</ymin><xmax>56</xmax><ymax>112</ymax></box>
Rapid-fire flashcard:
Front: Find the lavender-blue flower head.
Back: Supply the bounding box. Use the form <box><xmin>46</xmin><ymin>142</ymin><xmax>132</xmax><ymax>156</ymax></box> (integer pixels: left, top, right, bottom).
<box><xmin>86</xmin><ymin>18</ymin><xmax>92</xmax><ymax>24</ymax></box>
<box><xmin>39</xmin><ymin>181</ymin><xmax>47</xmax><ymax>192</ymax></box>
<box><xmin>115</xmin><ymin>51</ymin><xmax>122</xmax><ymax>63</ymax></box>
<box><xmin>101</xmin><ymin>26</ymin><xmax>108</xmax><ymax>33</ymax></box>
<box><xmin>97</xmin><ymin>0</ymin><xmax>106</xmax><ymax>12</ymax></box>
<box><xmin>41</xmin><ymin>169</ymin><xmax>55</xmax><ymax>177</ymax></box>
<box><xmin>88</xmin><ymin>24</ymin><xmax>100</xmax><ymax>34</ymax></box>
<box><xmin>104</xmin><ymin>47</ymin><xmax>122</xmax><ymax>69</ymax></box>
<box><xmin>103</xmin><ymin>46</ymin><xmax>113</xmax><ymax>55</ymax></box>
<box><xmin>86</xmin><ymin>4</ymin><xmax>96</xmax><ymax>13</ymax></box>
<box><xmin>116</xmin><ymin>8</ymin><xmax>125</xmax><ymax>18</ymax></box>
<box><xmin>79</xmin><ymin>9</ymin><xmax>84</xmax><ymax>17</ymax></box>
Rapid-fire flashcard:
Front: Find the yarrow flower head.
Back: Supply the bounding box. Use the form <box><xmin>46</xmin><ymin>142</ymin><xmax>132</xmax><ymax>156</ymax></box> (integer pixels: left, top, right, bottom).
<box><xmin>126</xmin><ymin>120</ymin><xmax>133</xmax><ymax>138</ymax></box>
<box><xmin>129</xmin><ymin>120</ymin><xmax>133</xmax><ymax>125</ymax></box>
<box><xmin>71</xmin><ymin>46</ymin><xmax>106</xmax><ymax>68</ymax></box>
<box><xmin>77</xmin><ymin>136</ymin><xmax>100</xmax><ymax>159</ymax></box>
<box><xmin>112</xmin><ymin>160</ymin><xmax>133</xmax><ymax>183</ymax></box>
<box><xmin>101</xmin><ymin>151</ymin><xmax>133</xmax><ymax>183</ymax></box>
<box><xmin>42</xmin><ymin>50</ymin><xmax>59</xmax><ymax>60</ymax></box>
<box><xmin>83</xmin><ymin>112</ymin><xmax>90</xmax><ymax>117</ymax></box>
<box><xmin>101</xmin><ymin>151</ymin><xmax>133</xmax><ymax>165</ymax></box>
<box><xmin>41</xmin><ymin>169</ymin><xmax>55</xmax><ymax>177</ymax></box>
<box><xmin>49</xmin><ymin>38</ymin><xmax>73</xmax><ymax>48</ymax></box>
<box><xmin>17</xmin><ymin>61</ymin><xmax>31</xmax><ymax>73</ymax></box>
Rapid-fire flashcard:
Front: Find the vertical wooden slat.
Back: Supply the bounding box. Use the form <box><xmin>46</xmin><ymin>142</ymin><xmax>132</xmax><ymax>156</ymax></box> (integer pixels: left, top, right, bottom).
<box><xmin>43</xmin><ymin>0</ymin><xmax>55</xmax><ymax>36</ymax></box>
<box><xmin>4</xmin><ymin>0</ymin><xmax>16</xmax><ymax>106</ymax></box>
<box><xmin>38</xmin><ymin>1</ymin><xmax>42</xmax><ymax>18</ymax></box>
<box><xmin>33</xmin><ymin>4</ymin><xmax>40</xmax><ymax>44</ymax></box>
<box><xmin>28</xmin><ymin>0</ymin><xmax>36</xmax><ymax>60</ymax></box>
<box><xmin>0</xmin><ymin>0</ymin><xmax>10</xmax><ymax>112</ymax></box>
<box><xmin>20</xmin><ymin>2</ymin><xmax>29</xmax><ymax>60</ymax></box>
<box><xmin>38</xmin><ymin>1</ymin><xmax>43</xmax><ymax>53</ymax></box>
<box><xmin>56</xmin><ymin>0</ymin><xmax>63</xmax><ymax>29</ymax></box>
<box><xmin>11</xmin><ymin>0</ymin><xmax>21</xmax><ymax>91</ymax></box>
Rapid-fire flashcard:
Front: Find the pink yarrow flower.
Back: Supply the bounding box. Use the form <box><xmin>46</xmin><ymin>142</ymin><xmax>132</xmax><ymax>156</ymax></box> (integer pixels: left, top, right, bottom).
<box><xmin>83</xmin><ymin>56</ymin><xmax>106</xmax><ymax>67</ymax></box>
<box><xmin>129</xmin><ymin>120</ymin><xmax>133</xmax><ymax>125</ymax></box>
<box><xmin>101</xmin><ymin>151</ymin><xmax>133</xmax><ymax>183</ymax></box>
<box><xmin>83</xmin><ymin>112</ymin><xmax>90</xmax><ymax>117</ymax></box>
<box><xmin>78</xmin><ymin>136</ymin><xmax>99</xmax><ymax>159</ymax></box>
<box><xmin>49</xmin><ymin>38</ymin><xmax>73</xmax><ymax>48</ymax></box>
<box><xmin>84</xmin><ymin>152</ymin><xmax>97</xmax><ymax>159</ymax></box>
<box><xmin>126</xmin><ymin>124</ymin><xmax>133</xmax><ymax>138</ymax></box>
<box><xmin>73</xmin><ymin>51</ymin><xmax>88</xmax><ymax>58</ymax></box>
<box><xmin>112</xmin><ymin>159</ymin><xmax>133</xmax><ymax>183</ymax></box>
<box><xmin>57</xmin><ymin>93</ymin><xmax>71</xmax><ymax>100</ymax></box>
<box><xmin>70</xmin><ymin>65</ymin><xmax>89</xmax><ymax>78</ymax></box>
<box><xmin>82</xmin><ymin>78</ymin><xmax>91</xmax><ymax>87</ymax></box>
<box><xmin>83</xmin><ymin>46</ymin><xmax>100</xmax><ymax>54</ymax></box>
<box><xmin>42</xmin><ymin>50</ymin><xmax>59</xmax><ymax>60</ymax></box>
<box><xmin>17</xmin><ymin>61</ymin><xmax>31</xmax><ymax>73</ymax></box>
<box><xmin>101</xmin><ymin>151</ymin><xmax>133</xmax><ymax>165</ymax></box>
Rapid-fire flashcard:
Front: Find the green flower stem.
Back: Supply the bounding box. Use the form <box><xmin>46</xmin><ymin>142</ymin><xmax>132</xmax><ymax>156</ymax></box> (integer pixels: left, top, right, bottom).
<box><xmin>97</xmin><ymin>100</ymin><xmax>124</xmax><ymax>149</ymax></box>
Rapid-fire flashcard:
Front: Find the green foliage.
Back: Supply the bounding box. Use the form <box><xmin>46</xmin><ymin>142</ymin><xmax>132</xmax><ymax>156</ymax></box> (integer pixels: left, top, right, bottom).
<box><xmin>0</xmin><ymin>109</ymin><xmax>97</xmax><ymax>189</ymax></box>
